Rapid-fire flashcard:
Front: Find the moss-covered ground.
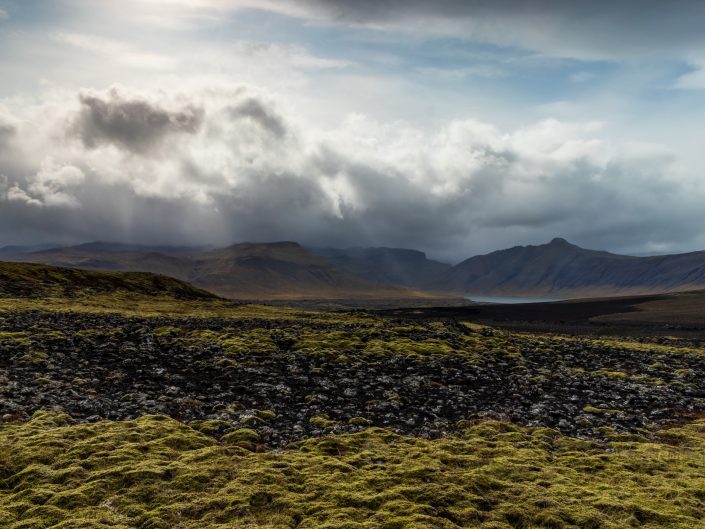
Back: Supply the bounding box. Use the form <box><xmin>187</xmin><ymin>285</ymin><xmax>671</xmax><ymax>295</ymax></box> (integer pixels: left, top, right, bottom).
<box><xmin>1</xmin><ymin>412</ymin><xmax>705</xmax><ymax>529</ymax></box>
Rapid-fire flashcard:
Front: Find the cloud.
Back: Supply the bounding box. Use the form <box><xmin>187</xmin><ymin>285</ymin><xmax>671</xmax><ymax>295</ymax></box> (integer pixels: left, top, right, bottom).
<box><xmin>5</xmin><ymin>160</ymin><xmax>84</xmax><ymax>208</ymax></box>
<box><xmin>674</xmin><ymin>56</ymin><xmax>705</xmax><ymax>89</ymax></box>
<box><xmin>53</xmin><ymin>32</ymin><xmax>176</xmax><ymax>70</ymax></box>
<box><xmin>73</xmin><ymin>88</ymin><xmax>204</xmax><ymax>154</ymax></box>
<box><xmin>0</xmin><ymin>84</ymin><xmax>703</xmax><ymax>258</ymax></box>
<box><xmin>0</xmin><ymin>122</ymin><xmax>15</xmax><ymax>150</ymax></box>
<box><xmin>0</xmin><ymin>7</ymin><xmax>7</xmax><ymax>20</ymax></box>
<box><xmin>415</xmin><ymin>65</ymin><xmax>508</xmax><ymax>80</ymax></box>
<box><xmin>221</xmin><ymin>0</ymin><xmax>705</xmax><ymax>61</ymax></box>
<box><xmin>229</xmin><ymin>98</ymin><xmax>287</xmax><ymax>138</ymax></box>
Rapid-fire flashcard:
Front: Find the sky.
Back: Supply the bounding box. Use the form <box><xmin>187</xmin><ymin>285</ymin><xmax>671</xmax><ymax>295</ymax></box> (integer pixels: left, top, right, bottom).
<box><xmin>1</xmin><ymin>0</ymin><xmax>705</xmax><ymax>261</ymax></box>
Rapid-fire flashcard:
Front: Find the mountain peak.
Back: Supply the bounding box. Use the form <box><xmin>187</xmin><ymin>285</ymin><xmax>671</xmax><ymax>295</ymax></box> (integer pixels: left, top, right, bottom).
<box><xmin>548</xmin><ymin>237</ymin><xmax>570</xmax><ymax>246</ymax></box>
<box><xmin>230</xmin><ymin>241</ymin><xmax>301</xmax><ymax>250</ymax></box>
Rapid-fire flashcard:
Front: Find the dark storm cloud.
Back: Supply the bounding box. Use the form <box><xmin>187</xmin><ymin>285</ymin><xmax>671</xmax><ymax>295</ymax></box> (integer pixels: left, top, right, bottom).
<box><xmin>74</xmin><ymin>89</ymin><xmax>204</xmax><ymax>154</ymax></box>
<box><xmin>228</xmin><ymin>98</ymin><xmax>287</xmax><ymax>139</ymax></box>
<box><xmin>0</xmin><ymin>122</ymin><xmax>15</xmax><ymax>150</ymax></box>
<box><xmin>262</xmin><ymin>0</ymin><xmax>705</xmax><ymax>59</ymax></box>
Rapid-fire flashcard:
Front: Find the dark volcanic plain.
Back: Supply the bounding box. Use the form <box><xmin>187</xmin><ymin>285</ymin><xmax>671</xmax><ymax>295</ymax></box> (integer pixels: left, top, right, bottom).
<box><xmin>2</xmin><ymin>307</ymin><xmax>704</xmax><ymax>447</ymax></box>
<box><xmin>377</xmin><ymin>290</ymin><xmax>705</xmax><ymax>337</ymax></box>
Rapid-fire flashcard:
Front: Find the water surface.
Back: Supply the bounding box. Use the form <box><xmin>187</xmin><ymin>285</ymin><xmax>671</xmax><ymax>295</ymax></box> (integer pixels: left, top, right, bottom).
<box><xmin>466</xmin><ymin>295</ymin><xmax>563</xmax><ymax>304</ymax></box>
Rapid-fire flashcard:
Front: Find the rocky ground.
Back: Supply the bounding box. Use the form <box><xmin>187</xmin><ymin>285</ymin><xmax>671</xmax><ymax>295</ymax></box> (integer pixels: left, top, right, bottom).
<box><xmin>2</xmin><ymin>308</ymin><xmax>704</xmax><ymax>448</ymax></box>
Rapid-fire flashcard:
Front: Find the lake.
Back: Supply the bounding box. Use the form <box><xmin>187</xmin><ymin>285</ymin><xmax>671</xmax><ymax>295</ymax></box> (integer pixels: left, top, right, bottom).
<box><xmin>465</xmin><ymin>295</ymin><xmax>563</xmax><ymax>304</ymax></box>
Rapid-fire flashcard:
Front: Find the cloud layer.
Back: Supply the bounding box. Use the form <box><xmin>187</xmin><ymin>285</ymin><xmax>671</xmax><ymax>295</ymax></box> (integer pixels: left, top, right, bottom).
<box><xmin>1</xmin><ymin>84</ymin><xmax>702</xmax><ymax>259</ymax></box>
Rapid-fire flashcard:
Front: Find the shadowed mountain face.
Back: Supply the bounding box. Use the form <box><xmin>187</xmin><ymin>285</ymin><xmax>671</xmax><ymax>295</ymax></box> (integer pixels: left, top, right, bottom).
<box><xmin>434</xmin><ymin>238</ymin><xmax>705</xmax><ymax>298</ymax></box>
<box><xmin>6</xmin><ymin>241</ymin><xmax>430</xmax><ymax>300</ymax></box>
<box><xmin>309</xmin><ymin>247</ymin><xmax>450</xmax><ymax>288</ymax></box>
<box><xmin>189</xmin><ymin>242</ymin><xmax>424</xmax><ymax>299</ymax></box>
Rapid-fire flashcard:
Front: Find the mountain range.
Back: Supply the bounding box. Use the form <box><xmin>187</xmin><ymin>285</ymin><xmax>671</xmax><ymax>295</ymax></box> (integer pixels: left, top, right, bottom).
<box><xmin>0</xmin><ymin>241</ymin><xmax>434</xmax><ymax>301</ymax></box>
<box><xmin>3</xmin><ymin>237</ymin><xmax>705</xmax><ymax>300</ymax></box>
<box><xmin>434</xmin><ymin>238</ymin><xmax>705</xmax><ymax>298</ymax></box>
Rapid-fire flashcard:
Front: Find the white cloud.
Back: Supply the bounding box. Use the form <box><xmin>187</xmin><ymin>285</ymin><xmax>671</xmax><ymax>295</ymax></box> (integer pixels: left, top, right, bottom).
<box><xmin>416</xmin><ymin>65</ymin><xmax>508</xmax><ymax>80</ymax></box>
<box><xmin>218</xmin><ymin>41</ymin><xmax>349</xmax><ymax>71</ymax></box>
<box><xmin>0</xmin><ymin>7</ymin><xmax>8</xmax><ymax>20</ymax></box>
<box><xmin>52</xmin><ymin>32</ymin><xmax>177</xmax><ymax>70</ymax></box>
<box><xmin>7</xmin><ymin>160</ymin><xmax>85</xmax><ymax>208</ymax></box>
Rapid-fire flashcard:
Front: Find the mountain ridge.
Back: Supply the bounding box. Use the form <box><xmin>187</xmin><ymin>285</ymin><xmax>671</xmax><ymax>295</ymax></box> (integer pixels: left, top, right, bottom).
<box><xmin>5</xmin><ymin>238</ymin><xmax>705</xmax><ymax>300</ymax></box>
<box><xmin>4</xmin><ymin>241</ymin><xmax>436</xmax><ymax>301</ymax></box>
<box><xmin>308</xmin><ymin>246</ymin><xmax>450</xmax><ymax>288</ymax></box>
<box><xmin>434</xmin><ymin>238</ymin><xmax>705</xmax><ymax>298</ymax></box>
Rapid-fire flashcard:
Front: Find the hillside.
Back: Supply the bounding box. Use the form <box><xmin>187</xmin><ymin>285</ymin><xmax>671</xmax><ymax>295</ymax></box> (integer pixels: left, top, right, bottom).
<box><xmin>188</xmin><ymin>242</ymin><xmax>427</xmax><ymax>299</ymax></box>
<box><xmin>435</xmin><ymin>238</ymin><xmax>705</xmax><ymax>298</ymax></box>
<box><xmin>310</xmin><ymin>246</ymin><xmax>450</xmax><ymax>288</ymax></box>
<box><xmin>0</xmin><ymin>262</ymin><xmax>216</xmax><ymax>300</ymax></box>
<box><xmin>10</xmin><ymin>242</ymin><xmax>432</xmax><ymax>301</ymax></box>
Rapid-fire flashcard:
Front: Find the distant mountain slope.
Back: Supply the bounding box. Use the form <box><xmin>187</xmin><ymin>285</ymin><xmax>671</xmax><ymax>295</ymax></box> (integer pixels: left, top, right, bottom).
<box><xmin>12</xmin><ymin>242</ymin><xmax>431</xmax><ymax>300</ymax></box>
<box><xmin>435</xmin><ymin>238</ymin><xmax>705</xmax><ymax>298</ymax></box>
<box><xmin>0</xmin><ymin>244</ymin><xmax>58</xmax><ymax>257</ymax></box>
<box><xmin>189</xmin><ymin>242</ymin><xmax>426</xmax><ymax>299</ymax></box>
<box><xmin>310</xmin><ymin>247</ymin><xmax>450</xmax><ymax>288</ymax></box>
<box><xmin>22</xmin><ymin>245</ymin><xmax>196</xmax><ymax>281</ymax></box>
<box><xmin>66</xmin><ymin>241</ymin><xmax>207</xmax><ymax>254</ymax></box>
<box><xmin>0</xmin><ymin>262</ymin><xmax>216</xmax><ymax>300</ymax></box>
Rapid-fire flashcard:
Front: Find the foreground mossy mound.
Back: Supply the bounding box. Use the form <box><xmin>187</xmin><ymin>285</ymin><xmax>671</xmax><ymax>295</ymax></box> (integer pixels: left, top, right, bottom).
<box><xmin>1</xmin><ymin>413</ymin><xmax>704</xmax><ymax>528</ymax></box>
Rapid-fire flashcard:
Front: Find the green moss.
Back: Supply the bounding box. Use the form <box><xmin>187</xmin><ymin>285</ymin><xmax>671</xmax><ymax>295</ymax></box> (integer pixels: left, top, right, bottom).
<box><xmin>256</xmin><ymin>410</ymin><xmax>277</xmax><ymax>421</ymax></box>
<box><xmin>185</xmin><ymin>328</ymin><xmax>281</xmax><ymax>355</ymax></box>
<box><xmin>583</xmin><ymin>406</ymin><xmax>622</xmax><ymax>415</ymax></box>
<box><xmin>221</xmin><ymin>428</ymin><xmax>261</xmax><ymax>446</ymax></box>
<box><xmin>0</xmin><ymin>331</ymin><xmax>30</xmax><ymax>346</ymax></box>
<box><xmin>348</xmin><ymin>417</ymin><xmax>372</xmax><ymax>426</ymax></box>
<box><xmin>186</xmin><ymin>420</ymin><xmax>230</xmax><ymax>436</ymax></box>
<box><xmin>365</xmin><ymin>337</ymin><xmax>453</xmax><ymax>358</ymax></box>
<box><xmin>294</xmin><ymin>331</ymin><xmax>364</xmax><ymax>356</ymax></box>
<box><xmin>310</xmin><ymin>415</ymin><xmax>335</xmax><ymax>429</ymax></box>
<box><xmin>3</xmin><ymin>413</ymin><xmax>704</xmax><ymax>528</ymax></box>
<box><xmin>16</xmin><ymin>351</ymin><xmax>49</xmax><ymax>365</ymax></box>
<box><xmin>597</xmin><ymin>370</ymin><xmax>630</xmax><ymax>379</ymax></box>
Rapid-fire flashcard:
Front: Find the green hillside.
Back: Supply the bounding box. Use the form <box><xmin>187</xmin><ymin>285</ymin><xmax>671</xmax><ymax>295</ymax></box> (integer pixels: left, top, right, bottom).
<box><xmin>0</xmin><ymin>262</ymin><xmax>216</xmax><ymax>301</ymax></box>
